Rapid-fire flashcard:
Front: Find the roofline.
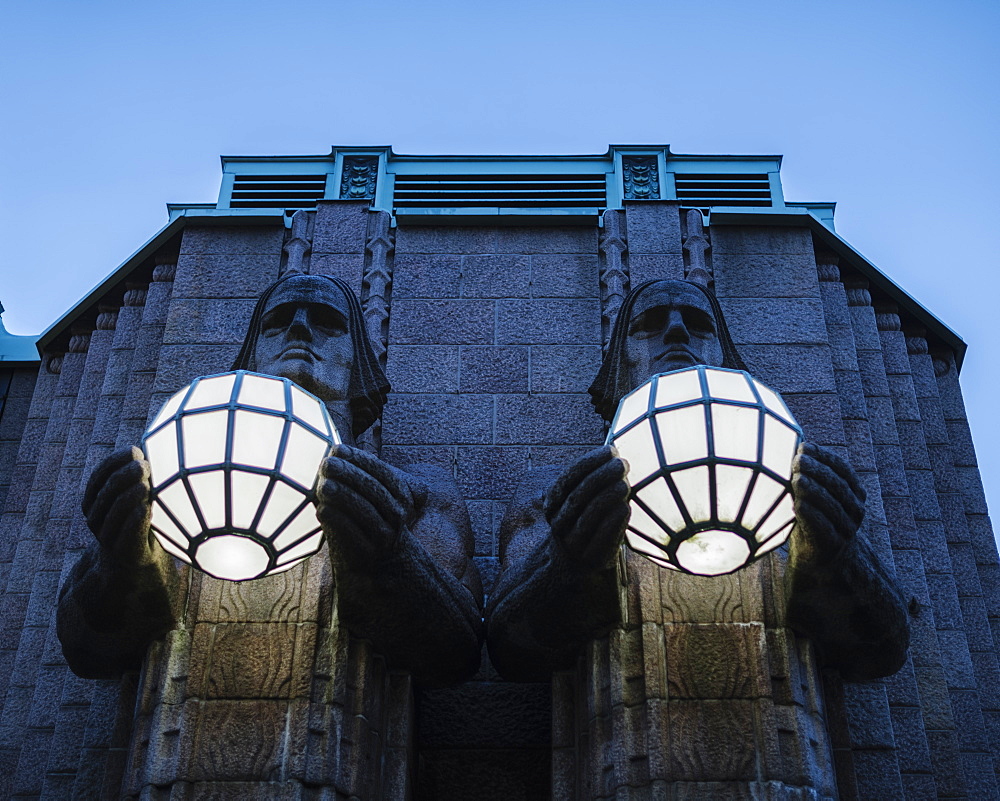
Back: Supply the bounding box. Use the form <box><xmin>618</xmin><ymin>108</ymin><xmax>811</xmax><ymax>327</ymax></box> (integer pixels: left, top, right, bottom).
<box><xmin>218</xmin><ymin>146</ymin><xmax>785</xmax><ymax>163</ymax></box>
<box><xmin>37</xmin><ymin>210</ymin><xmax>287</xmax><ymax>354</ymax></box>
<box><xmin>708</xmin><ymin>207</ymin><xmax>966</xmax><ymax>368</ymax></box>
<box><xmin>38</xmin><ymin>205</ymin><xmax>964</xmax><ymax>373</ymax></box>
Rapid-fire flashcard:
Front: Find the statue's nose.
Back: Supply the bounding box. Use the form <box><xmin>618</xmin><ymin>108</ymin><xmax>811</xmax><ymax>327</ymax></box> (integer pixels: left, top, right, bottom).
<box><xmin>662</xmin><ymin>309</ymin><xmax>690</xmax><ymax>342</ymax></box>
<box><xmin>287</xmin><ymin>306</ymin><xmax>312</xmax><ymax>339</ymax></box>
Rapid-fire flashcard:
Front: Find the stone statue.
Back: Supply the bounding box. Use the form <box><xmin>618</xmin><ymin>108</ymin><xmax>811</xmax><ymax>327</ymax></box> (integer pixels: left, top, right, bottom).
<box><xmin>486</xmin><ymin>279</ymin><xmax>910</xmax><ymax>682</ymax></box>
<box><xmin>58</xmin><ymin>273</ymin><xmax>483</xmax><ymax>687</ymax></box>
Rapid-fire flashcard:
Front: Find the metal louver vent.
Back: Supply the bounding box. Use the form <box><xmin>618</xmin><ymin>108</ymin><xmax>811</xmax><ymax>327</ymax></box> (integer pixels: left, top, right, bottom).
<box><xmin>674</xmin><ymin>173</ymin><xmax>772</xmax><ymax>208</ymax></box>
<box><xmin>229</xmin><ymin>174</ymin><xmax>327</xmax><ymax>209</ymax></box>
<box><xmin>393</xmin><ymin>174</ymin><xmax>606</xmax><ymax>209</ymax></box>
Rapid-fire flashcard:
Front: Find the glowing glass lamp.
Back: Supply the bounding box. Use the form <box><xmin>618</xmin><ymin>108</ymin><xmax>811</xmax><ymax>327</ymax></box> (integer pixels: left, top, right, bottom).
<box><xmin>141</xmin><ymin>370</ymin><xmax>339</xmax><ymax>581</ymax></box>
<box><xmin>608</xmin><ymin>365</ymin><xmax>802</xmax><ymax>576</ymax></box>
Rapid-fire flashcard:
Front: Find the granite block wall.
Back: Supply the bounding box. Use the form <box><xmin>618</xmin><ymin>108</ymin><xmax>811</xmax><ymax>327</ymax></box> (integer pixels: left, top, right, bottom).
<box><xmin>0</xmin><ymin>201</ymin><xmax>997</xmax><ymax>799</ymax></box>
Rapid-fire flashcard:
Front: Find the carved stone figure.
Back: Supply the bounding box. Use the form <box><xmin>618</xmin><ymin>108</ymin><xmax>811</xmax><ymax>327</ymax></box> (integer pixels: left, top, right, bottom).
<box><xmin>486</xmin><ymin>279</ymin><xmax>910</xmax><ymax>682</ymax></box>
<box><xmin>58</xmin><ymin>273</ymin><xmax>483</xmax><ymax>687</ymax></box>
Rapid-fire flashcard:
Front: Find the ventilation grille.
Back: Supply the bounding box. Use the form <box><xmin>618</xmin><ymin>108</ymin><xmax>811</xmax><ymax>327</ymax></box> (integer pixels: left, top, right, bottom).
<box><xmin>393</xmin><ymin>174</ymin><xmax>606</xmax><ymax>209</ymax></box>
<box><xmin>229</xmin><ymin>174</ymin><xmax>327</xmax><ymax>209</ymax></box>
<box><xmin>674</xmin><ymin>173</ymin><xmax>772</xmax><ymax>208</ymax></box>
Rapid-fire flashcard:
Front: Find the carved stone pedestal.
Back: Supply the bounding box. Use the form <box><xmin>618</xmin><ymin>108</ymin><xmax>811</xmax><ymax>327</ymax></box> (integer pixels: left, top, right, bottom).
<box><xmin>123</xmin><ymin>547</ymin><xmax>414</xmax><ymax>799</ymax></box>
<box><xmin>552</xmin><ymin>552</ymin><xmax>837</xmax><ymax>801</ymax></box>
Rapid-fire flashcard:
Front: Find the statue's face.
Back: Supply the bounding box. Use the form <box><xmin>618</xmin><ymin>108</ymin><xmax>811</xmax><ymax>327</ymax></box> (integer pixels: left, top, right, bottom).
<box><xmin>623</xmin><ymin>281</ymin><xmax>725</xmax><ymax>389</ymax></box>
<box><xmin>254</xmin><ymin>276</ymin><xmax>353</xmax><ymax>402</ymax></box>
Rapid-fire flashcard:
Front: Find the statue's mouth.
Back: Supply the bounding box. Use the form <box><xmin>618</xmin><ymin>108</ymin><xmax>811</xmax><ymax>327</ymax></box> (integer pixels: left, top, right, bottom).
<box><xmin>278</xmin><ymin>345</ymin><xmax>320</xmax><ymax>361</ymax></box>
<box><xmin>654</xmin><ymin>347</ymin><xmax>699</xmax><ymax>367</ymax></box>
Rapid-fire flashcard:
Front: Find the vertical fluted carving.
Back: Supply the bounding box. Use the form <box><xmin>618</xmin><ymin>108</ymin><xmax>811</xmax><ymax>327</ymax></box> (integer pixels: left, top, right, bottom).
<box><xmin>283</xmin><ymin>210</ymin><xmax>314</xmax><ymax>276</ymax></box>
<box><xmin>682</xmin><ymin>209</ymin><xmax>712</xmax><ymax>287</ymax></box>
<box><xmin>362</xmin><ymin>210</ymin><xmax>394</xmax><ymax>363</ymax></box>
<box><xmin>598</xmin><ymin>209</ymin><xmax>628</xmax><ymax>349</ymax></box>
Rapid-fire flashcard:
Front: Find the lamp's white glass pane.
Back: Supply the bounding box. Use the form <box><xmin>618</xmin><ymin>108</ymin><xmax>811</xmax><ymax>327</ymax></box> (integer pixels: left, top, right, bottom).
<box><xmin>711</xmin><ymin>404</ymin><xmax>760</xmax><ymax>462</ymax></box>
<box><xmin>239</xmin><ymin>374</ymin><xmax>287</xmax><ymax>412</ymax></box>
<box><xmin>274</xmin><ymin>503</ymin><xmax>322</xmax><ymax>550</ymax></box>
<box><xmin>756</xmin><ymin>492</ymin><xmax>795</xmax><ymax>542</ymax></box>
<box><xmin>715</xmin><ymin>464</ymin><xmax>755</xmax><ymax>522</ymax></box>
<box><xmin>144</xmin><ymin>423</ymin><xmax>180</xmax><ymax>489</ymax></box>
<box><xmin>655</xmin><ymin>405</ymin><xmax>708</xmax><ymax>465</ymax></box>
<box><xmin>741</xmin><ymin>473</ymin><xmax>784</xmax><ymax>530</ymax></box>
<box><xmin>676</xmin><ymin>529</ymin><xmax>751</xmax><ymax>576</ymax></box>
<box><xmin>761</xmin><ymin>416</ymin><xmax>800</xmax><ymax>479</ymax></box>
<box><xmin>671</xmin><ymin>465</ymin><xmax>711</xmax><ymax>524</ymax></box>
<box><xmin>150</xmin><ymin>387</ymin><xmax>188</xmax><ymax>431</ymax></box>
<box><xmin>157</xmin><ymin>481</ymin><xmax>202</xmax><ymax>537</ymax></box>
<box><xmin>185</xmin><ymin>373</ymin><xmax>237</xmax><ymax>410</ymax></box>
<box><xmin>612</xmin><ymin>419</ymin><xmax>661</xmax><ymax>484</ymax></box>
<box><xmin>187</xmin><ymin>471</ymin><xmax>226</xmax><ymax>530</ymax></box>
<box><xmin>281</xmin><ymin>424</ymin><xmax>330</xmax><ymax>490</ymax></box>
<box><xmin>613</xmin><ymin>382</ymin><xmax>652</xmax><ymax>433</ymax></box>
<box><xmin>232</xmin><ymin>410</ymin><xmax>285</xmax><ymax>470</ymax></box>
<box><xmin>635</xmin><ymin>477</ymin><xmax>686</xmax><ymax>532</ymax></box>
<box><xmin>626</xmin><ymin>501</ymin><xmax>670</xmax><ymax>543</ymax></box>
<box><xmin>705</xmin><ymin>368</ymin><xmax>756</xmax><ymax>403</ymax></box>
<box><xmin>290</xmin><ymin>384</ymin><xmax>329</xmax><ymax>434</ymax></box>
<box><xmin>268</xmin><ymin>555</ymin><xmax>309</xmax><ymax>575</ymax></box>
<box><xmin>653</xmin><ymin>368</ymin><xmax>703</xmax><ymax>408</ymax></box>
<box><xmin>195</xmin><ymin>535</ymin><xmax>270</xmax><ymax>581</ymax></box>
<box><xmin>152</xmin><ymin>530</ymin><xmax>190</xmax><ymax>562</ymax></box>
<box><xmin>180</xmin><ymin>410</ymin><xmax>229</xmax><ymax>469</ymax></box>
<box><xmin>276</xmin><ymin>531</ymin><xmax>324</xmax><ymax>566</ymax></box>
<box><xmin>230</xmin><ymin>471</ymin><xmax>271</xmax><ymax>531</ymax></box>
<box><xmin>625</xmin><ymin>529</ymin><xmax>672</xmax><ymax>565</ymax></box>
<box><xmin>757</xmin><ymin>521</ymin><xmax>794</xmax><ymax>556</ymax></box>
<box><xmin>753</xmin><ymin>380</ymin><xmax>795</xmax><ymax>424</ymax></box>
<box><xmin>257</xmin><ymin>481</ymin><xmax>307</xmax><ymax>538</ymax></box>
<box><xmin>151</xmin><ymin>501</ymin><xmax>190</xmax><ymax>551</ymax></box>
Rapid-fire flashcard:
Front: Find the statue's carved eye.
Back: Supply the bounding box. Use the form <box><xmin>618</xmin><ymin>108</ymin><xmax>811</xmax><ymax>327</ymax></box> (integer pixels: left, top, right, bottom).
<box><xmin>306</xmin><ymin>304</ymin><xmax>348</xmax><ymax>337</ymax></box>
<box><xmin>628</xmin><ymin>308</ymin><xmax>666</xmax><ymax>337</ymax></box>
<box><xmin>684</xmin><ymin>309</ymin><xmax>717</xmax><ymax>336</ymax></box>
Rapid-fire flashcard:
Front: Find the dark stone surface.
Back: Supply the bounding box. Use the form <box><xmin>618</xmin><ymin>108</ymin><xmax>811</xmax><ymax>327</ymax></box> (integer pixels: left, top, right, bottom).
<box><xmin>417</xmin><ymin>681</ymin><xmax>551</xmax><ymax>748</ymax></box>
<box><xmin>496</xmin><ymin>298</ymin><xmax>601</xmax><ymax>344</ymax></box>
<box><xmin>460</xmin><ymin>346</ymin><xmax>529</xmax><ymax>393</ymax></box>
<box><xmin>462</xmin><ymin>255</ymin><xmax>530</xmax><ymax>298</ymax></box>
<box><xmin>391</xmin><ymin>254</ymin><xmax>462</xmax><ymax>299</ymax></box>
<box><xmin>416</xmin><ymin>747</ymin><xmax>550</xmax><ymax>801</ymax></box>
<box><xmin>388</xmin><ymin>299</ymin><xmax>495</xmax><ymax>345</ymax></box>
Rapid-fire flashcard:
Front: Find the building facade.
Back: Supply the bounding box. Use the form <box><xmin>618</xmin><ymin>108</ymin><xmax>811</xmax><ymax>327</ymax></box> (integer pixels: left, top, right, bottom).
<box><xmin>0</xmin><ymin>146</ymin><xmax>997</xmax><ymax>799</ymax></box>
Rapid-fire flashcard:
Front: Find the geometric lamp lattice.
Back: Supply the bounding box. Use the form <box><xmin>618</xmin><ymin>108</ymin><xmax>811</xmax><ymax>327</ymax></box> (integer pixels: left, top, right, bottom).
<box><xmin>607</xmin><ymin>365</ymin><xmax>803</xmax><ymax>576</ymax></box>
<box><xmin>141</xmin><ymin>370</ymin><xmax>339</xmax><ymax>581</ymax></box>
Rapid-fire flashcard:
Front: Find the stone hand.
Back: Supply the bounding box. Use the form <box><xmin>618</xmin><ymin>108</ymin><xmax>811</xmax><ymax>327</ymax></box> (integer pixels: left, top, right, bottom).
<box><xmin>82</xmin><ymin>446</ymin><xmax>156</xmax><ymax>568</ymax></box>
<box><xmin>543</xmin><ymin>445</ymin><xmax>631</xmax><ymax>570</ymax></box>
<box><xmin>791</xmin><ymin>442</ymin><xmax>867</xmax><ymax>563</ymax></box>
<box><xmin>316</xmin><ymin>444</ymin><xmax>420</xmax><ymax>570</ymax></box>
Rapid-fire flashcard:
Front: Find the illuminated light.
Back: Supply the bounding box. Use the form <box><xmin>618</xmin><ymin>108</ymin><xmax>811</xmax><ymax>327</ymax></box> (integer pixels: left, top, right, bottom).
<box><xmin>141</xmin><ymin>370</ymin><xmax>339</xmax><ymax>581</ymax></box>
<box><xmin>608</xmin><ymin>365</ymin><xmax>802</xmax><ymax>576</ymax></box>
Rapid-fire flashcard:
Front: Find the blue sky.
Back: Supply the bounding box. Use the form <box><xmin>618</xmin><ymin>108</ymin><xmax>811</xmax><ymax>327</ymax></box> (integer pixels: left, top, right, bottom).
<box><xmin>2</xmin><ymin>0</ymin><xmax>999</xmax><ymax>525</ymax></box>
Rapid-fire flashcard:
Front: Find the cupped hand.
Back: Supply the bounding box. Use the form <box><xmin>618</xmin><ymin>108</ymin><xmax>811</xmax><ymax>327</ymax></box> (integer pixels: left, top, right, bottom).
<box><xmin>82</xmin><ymin>446</ymin><xmax>156</xmax><ymax>568</ymax></box>
<box><xmin>543</xmin><ymin>445</ymin><xmax>631</xmax><ymax>570</ymax></box>
<box><xmin>316</xmin><ymin>444</ymin><xmax>419</xmax><ymax>569</ymax></box>
<box><xmin>791</xmin><ymin>442</ymin><xmax>867</xmax><ymax>563</ymax></box>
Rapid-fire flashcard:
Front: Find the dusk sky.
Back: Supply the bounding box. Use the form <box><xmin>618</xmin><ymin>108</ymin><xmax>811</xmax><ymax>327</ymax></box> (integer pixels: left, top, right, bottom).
<box><xmin>3</xmin><ymin>0</ymin><xmax>998</xmax><ymax>525</ymax></box>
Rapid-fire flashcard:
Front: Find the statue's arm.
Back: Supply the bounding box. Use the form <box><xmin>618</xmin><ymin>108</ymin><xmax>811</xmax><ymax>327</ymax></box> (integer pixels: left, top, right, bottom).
<box><xmin>317</xmin><ymin>446</ymin><xmax>483</xmax><ymax>687</ymax></box>
<box><xmin>56</xmin><ymin>448</ymin><xmax>179</xmax><ymax>679</ymax></box>
<box><xmin>486</xmin><ymin>446</ymin><xmax>629</xmax><ymax>682</ymax></box>
<box><xmin>785</xmin><ymin>443</ymin><xmax>910</xmax><ymax>680</ymax></box>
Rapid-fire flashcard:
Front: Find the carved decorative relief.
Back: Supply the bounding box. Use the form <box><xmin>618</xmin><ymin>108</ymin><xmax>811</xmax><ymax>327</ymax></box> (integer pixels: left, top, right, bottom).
<box><xmin>682</xmin><ymin>209</ymin><xmax>712</xmax><ymax>287</ymax></box>
<box><xmin>623</xmin><ymin>156</ymin><xmax>660</xmax><ymax>200</ymax></box>
<box><xmin>362</xmin><ymin>210</ymin><xmax>395</xmax><ymax>363</ymax></box>
<box><xmin>598</xmin><ymin>209</ymin><xmax>629</xmax><ymax>349</ymax></box>
<box><xmin>283</xmin><ymin>209</ymin><xmax>314</xmax><ymax>276</ymax></box>
<box><xmin>339</xmin><ymin>156</ymin><xmax>379</xmax><ymax>200</ymax></box>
